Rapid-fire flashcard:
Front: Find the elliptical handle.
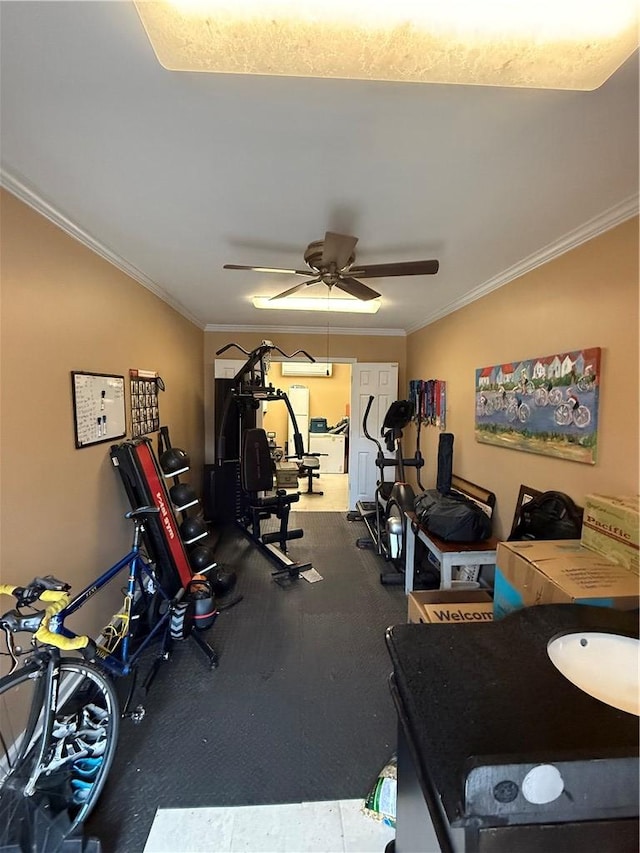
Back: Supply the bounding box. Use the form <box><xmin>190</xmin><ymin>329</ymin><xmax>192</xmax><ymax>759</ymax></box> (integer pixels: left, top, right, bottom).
<box><xmin>361</xmin><ymin>395</ymin><xmax>383</xmax><ymax>454</ymax></box>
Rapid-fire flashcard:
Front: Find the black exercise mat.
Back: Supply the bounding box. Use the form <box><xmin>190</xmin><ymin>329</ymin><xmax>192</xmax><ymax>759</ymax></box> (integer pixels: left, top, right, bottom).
<box><xmin>86</xmin><ymin>511</ymin><xmax>406</xmax><ymax>852</ymax></box>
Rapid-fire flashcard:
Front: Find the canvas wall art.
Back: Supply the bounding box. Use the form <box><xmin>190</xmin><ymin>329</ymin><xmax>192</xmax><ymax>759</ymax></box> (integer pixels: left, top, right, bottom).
<box><xmin>475</xmin><ymin>347</ymin><xmax>601</xmax><ymax>464</ymax></box>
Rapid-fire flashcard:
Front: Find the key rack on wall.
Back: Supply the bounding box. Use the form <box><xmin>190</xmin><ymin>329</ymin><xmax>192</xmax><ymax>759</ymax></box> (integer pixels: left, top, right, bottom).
<box><xmin>129</xmin><ymin>368</ymin><xmax>164</xmax><ymax>437</ymax></box>
<box><xmin>409</xmin><ymin>379</ymin><xmax>447</xmax><ymax>430</ymax></box>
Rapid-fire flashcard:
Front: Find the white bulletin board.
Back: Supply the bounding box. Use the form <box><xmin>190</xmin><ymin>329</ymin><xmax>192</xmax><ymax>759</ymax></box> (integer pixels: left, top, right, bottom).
<box><xmin>71</xmin><ymin>371</ymin><xmax>126</xmax><ymax>448</ymax></box>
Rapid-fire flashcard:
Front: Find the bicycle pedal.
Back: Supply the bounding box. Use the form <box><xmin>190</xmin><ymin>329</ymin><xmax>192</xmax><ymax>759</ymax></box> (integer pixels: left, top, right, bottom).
<box><xmin>127</xmin><ymin>704</ymin><xmax>146</xmax><ymax>724</ymax></box>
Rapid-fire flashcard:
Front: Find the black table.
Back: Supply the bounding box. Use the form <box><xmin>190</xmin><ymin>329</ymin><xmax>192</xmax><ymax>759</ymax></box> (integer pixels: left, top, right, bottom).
<box><xmin>386</xmin><ymin>604</ymin><xmax>639</xmax><ymax>853</ymax></box>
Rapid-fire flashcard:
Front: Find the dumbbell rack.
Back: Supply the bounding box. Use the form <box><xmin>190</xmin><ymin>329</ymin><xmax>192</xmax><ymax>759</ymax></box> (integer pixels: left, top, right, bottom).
<box><xmin>156</xmin><ymin>426</ymin><xmax>221</xmax><ymax>580</ymax></box>
<box><xmin>109</xmin><ymin>436</ymin><xmax>218</xmax><ymax>667</ymax></box>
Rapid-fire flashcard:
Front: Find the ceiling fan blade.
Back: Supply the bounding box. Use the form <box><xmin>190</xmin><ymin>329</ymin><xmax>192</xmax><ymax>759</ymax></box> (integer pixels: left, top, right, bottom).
<box><xmin>322</xmin><ymin>232</ymin><xmax>358</xmax><ymax>270</ymax></box>
<box><xmin>349</xmin><ymin>259</ymin><xmax>440</xmax><ymax>278</ymax></box>
<box><xmin>335</xmin><ymin>277</ymin><xmax>381</xmax><ymax>301</ymax></box>
<box><xmin>269</xmin><ymin>278</ymin><xmax>322</xmax><ymax>300</ymax></box>
<box><xmin>224</xmin><ymin>264</ymin><xmax>310</xmax><ymax>276</ymax></box>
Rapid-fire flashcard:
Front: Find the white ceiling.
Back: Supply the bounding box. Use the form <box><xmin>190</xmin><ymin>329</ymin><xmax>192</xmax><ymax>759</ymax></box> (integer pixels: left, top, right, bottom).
<box><xmin>1</xmin><ymin>2</ymin><xmax>638</xmax><ymax>334</ymax></box>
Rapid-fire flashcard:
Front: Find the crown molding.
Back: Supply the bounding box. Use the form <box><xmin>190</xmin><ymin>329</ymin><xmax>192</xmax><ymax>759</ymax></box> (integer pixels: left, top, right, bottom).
<box><xmin>4</xmin><ymin>166</ymin><xmax>635</xmax><ymax>339</ymax></box>
<box><xmin>204</xmin><ymin>323</ymin><xmax>406</xmax><ymax>336</ymax></box>
<box><xmin>406</xmin><ymin>193</ymin><xmax>640</xmax><ymax>335</ymax></box>
<box><xmin>0</xmin><ymin>168</ymin><xmax>205</xmax><ymax>330</ymax></box>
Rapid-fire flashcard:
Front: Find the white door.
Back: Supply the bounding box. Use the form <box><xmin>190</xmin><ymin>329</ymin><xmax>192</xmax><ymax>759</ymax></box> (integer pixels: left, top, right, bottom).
<box><xmin>214</xmin><ymin>359</ymin><xmax>248</xmax><ymax>379</ymax></box>
<box><xmin>348</xmin><ymin>363</ymin><xmax>399</xmax><ymax>510</ymax></box>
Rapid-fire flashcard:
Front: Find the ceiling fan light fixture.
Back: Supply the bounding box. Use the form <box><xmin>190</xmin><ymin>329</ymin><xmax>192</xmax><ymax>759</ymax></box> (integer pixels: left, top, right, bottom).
<box><xmin>252</xmin><ymin>296</ymin><xmax>381</xmax><ymax>314</ymax></box>
<box><xmin>134</xmin><ymin>0</ymin><xmax>638</xmax><ymax>90</ymax></box>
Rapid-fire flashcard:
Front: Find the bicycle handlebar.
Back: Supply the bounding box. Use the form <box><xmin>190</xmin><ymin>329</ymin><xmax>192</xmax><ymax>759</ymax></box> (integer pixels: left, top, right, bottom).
<box><xmin>0</xmin><ymin>579</ymin><xmax>96</xmax><ymax>666</ymax></box>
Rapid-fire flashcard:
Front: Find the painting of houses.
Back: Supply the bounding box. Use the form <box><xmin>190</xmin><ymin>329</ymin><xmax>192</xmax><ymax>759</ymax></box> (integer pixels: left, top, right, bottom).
<box><xmin>474</xmin><ymin>347</ymin><xmax>601</xmax><ymax>464</ymax></box>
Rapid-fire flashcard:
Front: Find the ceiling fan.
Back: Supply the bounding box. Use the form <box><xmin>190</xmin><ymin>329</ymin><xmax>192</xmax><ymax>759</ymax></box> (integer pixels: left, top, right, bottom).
<box><xmin>223</xmin><ymin>231</ymin><xmax>439</xmax><ymax>301</ymax></box>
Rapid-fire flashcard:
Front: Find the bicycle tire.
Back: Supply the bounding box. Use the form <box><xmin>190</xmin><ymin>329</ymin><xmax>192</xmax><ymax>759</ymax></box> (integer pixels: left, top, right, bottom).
<box><xmin>574</xmin><ymin>405</ymin><xmax>591</xmax><ymax>428</ymax></box>
<box><xmin>533</xmin><ymin>388</ymin><xmax>548</xmax><ymax>407</ymax></box>
<box><xmin>506</xmin><ymin>400</ymin><xmax>518</xmax><ymax>422</ymax></box>
<box><xmin>554</xmin><ymin>403</ymin><xmax>572</xmax><ymax>426</ymax></box>
<box><xmin>0</xmin><ymin>657</ymin><xmax>119</xmax><ymax>849</ymax></box>
<box><xmin>518</xmin><ymin>402</ymin><xmax>530</xmax><ymax>423</ymax></box>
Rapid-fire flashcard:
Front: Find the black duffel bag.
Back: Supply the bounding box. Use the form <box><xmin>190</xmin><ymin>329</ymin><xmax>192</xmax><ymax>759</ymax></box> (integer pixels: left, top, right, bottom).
<box><xmin>414</xmin><ymin>489</ymin><xmax>492</xmax><ymax>542</ymax></box>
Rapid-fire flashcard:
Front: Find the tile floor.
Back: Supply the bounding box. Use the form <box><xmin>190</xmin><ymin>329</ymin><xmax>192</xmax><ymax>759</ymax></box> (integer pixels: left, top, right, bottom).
<box><xmin>144</xmin><ymin>799</ymin><xmax>394</xmax><ymax>853</ymax></box>
<box><xmin>290</xmin><ymin>473</ymin><xmax>349</xmax><ymax>512</ymax></box>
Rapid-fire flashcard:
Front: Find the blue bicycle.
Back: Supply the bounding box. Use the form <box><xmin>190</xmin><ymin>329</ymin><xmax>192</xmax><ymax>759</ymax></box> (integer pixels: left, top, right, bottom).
<box><xmin>0</xmin><ymin>506</ymin><xmax>216</xmax><ymax>847</ymax></box>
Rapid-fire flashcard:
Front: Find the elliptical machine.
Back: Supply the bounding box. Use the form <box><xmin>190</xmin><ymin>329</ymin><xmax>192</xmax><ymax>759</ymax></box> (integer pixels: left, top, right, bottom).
<box><xmin>347</xmin><ymin>395</ymin><xmax>424</xmax><ymax>585</ymax></box>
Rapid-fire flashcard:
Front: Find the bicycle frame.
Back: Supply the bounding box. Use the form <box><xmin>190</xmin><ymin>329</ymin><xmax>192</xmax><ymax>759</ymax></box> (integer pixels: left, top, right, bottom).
<box><xmin>49</xmin><ymin>544</ymin><xmax>172</xmax><ymax>679</ymax></box>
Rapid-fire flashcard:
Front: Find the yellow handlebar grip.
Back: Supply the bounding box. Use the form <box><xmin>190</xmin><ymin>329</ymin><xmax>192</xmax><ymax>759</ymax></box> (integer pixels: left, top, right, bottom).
<box><xmin>34</xmin><ymin>591</ymin><xmax>91</xmax><ymax>651</ymax></box>
<box><xmin>1</xmin><ymin>584</ymin><xmax>92</xmax><ymax>651</ymax></box>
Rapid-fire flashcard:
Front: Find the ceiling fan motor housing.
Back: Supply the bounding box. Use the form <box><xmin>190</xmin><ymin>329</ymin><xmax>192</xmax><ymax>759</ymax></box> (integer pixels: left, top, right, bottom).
<box><xmin>304</xmin><ymin>240</ymin><xmax>355</xmax><ymax>273</ymax></box>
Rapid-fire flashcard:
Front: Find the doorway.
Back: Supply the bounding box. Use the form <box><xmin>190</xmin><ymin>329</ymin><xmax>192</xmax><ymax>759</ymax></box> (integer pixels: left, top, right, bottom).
<box><xmin>214</xmin><ymin>358</ymin><xmax>399</xmax><ymax>512</ymax></box>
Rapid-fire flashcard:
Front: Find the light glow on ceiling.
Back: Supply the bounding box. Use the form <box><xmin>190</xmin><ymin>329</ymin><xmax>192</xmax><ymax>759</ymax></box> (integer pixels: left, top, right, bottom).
<box><xmin>134</xmin><ymin>0</ymin><xmax>639</xmax><ymax>90</ymax></box>
<box><xmin>252</xmin><ymin>296</ymin><xmax>381</xmax><ymax>314</ymax></box>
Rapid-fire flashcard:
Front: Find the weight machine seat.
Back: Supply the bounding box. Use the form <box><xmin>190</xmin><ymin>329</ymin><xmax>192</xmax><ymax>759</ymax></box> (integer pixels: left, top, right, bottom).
<box><xmin>241</xmin><ymin>428</ymin><xmax>300</xmax><ymax>510</ymax></box>
<box><xmin>295</xmin><ymin>453</ymin><xmax>324</xmax><ymax>496</ymax></box>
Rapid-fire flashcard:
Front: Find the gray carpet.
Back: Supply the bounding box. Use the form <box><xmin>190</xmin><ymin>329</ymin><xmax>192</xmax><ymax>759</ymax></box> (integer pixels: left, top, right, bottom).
<box><xmin>86</xmin><ymin>512</ymin><xmax>407</xmax><ymax>852</ymax></box>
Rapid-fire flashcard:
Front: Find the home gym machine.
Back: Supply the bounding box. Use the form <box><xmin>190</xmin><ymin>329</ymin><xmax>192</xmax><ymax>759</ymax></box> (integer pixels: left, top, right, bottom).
<box><xmin>347</xmin><ymin>395</ymin><xmax>424</xmax><ymax>585</ymax></box>
<box><xmin>214</xmin><ymin>340</ymin><xmax>316</xmax><ymax>581</ymax></box>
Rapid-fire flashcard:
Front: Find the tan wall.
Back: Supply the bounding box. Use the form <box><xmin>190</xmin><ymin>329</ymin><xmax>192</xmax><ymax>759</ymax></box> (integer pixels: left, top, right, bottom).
<box><xmin>204</xmin><ymin>331</ymin><xmax>406</xmax><ymax>462</ymax></box>
<box><xmin>0</xmin><ymin>190</ymin><xmax>204</xmax><ymax>637</ymax></box>
<box><xmin>406</xmin><ymin>217</ymin><xmax>640</xmax><ymax>540</ymax></box>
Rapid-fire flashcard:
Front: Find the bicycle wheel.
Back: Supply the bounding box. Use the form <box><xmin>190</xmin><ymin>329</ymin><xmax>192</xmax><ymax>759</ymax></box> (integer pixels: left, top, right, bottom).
<box><xmin>0</xmin><ymin>657</ymin><xmax>119</xmax><ymax>848</ymax></box>
<box><xmin>548</xmin><ymin>388</ymin><xmax>563</xmax><ymax>406</ymax></box>
<box><xmin>574</xmin><ymin>405</ymin><xmax>591</xmax><ymax>428</ymax></box>
<box><xmin>554</xmin><ymin>403</ymin><xmax>572</xmax><ymax>426</ymax></box>
<box><xmin>533</xmin><ymin>388</ymin><xmax>548</xmax><ymax>407</ymax></box>
<box><xmin>518</xmin><ymin>402</ymin><xmax>531</xmax><ymax>423</ymax></box>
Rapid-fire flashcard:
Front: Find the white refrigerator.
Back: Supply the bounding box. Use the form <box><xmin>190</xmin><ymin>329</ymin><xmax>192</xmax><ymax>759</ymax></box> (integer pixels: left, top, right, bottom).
<box><xmin>288</xmin><ymin>385</ymin><xmax>309</xmax><ymax>454</ymax></box>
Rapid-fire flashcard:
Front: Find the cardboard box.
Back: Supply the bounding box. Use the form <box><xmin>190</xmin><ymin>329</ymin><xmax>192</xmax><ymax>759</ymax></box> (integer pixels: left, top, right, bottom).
<box><xmin>581</xmin><ymin>494</ymin><xmax>639</xmax><ymax>576</ymax></box>
<box><xmin>408</xmin><ymin>589</ymin><xmax>493</xmax><ymax>624</ymax></box>
<box><xmin>494</xmin><ymin>540</ymin><xmax>639</xmax><ymax>620</ymax></box>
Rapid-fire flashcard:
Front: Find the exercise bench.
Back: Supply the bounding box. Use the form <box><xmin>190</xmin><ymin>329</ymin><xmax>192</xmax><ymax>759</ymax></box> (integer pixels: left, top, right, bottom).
<box><xmin>292</xmin><ymin>453</ymin><xmax>326</xmax><ymax>496</ymax></box>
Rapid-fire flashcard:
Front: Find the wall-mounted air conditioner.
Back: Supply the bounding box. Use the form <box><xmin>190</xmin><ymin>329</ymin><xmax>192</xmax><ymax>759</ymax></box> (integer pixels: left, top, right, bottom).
<box><xmin>281</xmin><ymin>361</ymin><xmax>333</xmax><ymax>377</ymax></box>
